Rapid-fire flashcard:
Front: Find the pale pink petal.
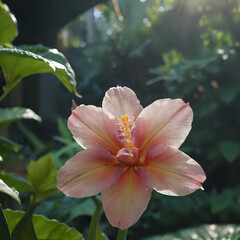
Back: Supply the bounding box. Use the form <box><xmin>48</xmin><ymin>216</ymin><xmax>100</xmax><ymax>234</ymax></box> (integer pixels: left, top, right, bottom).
<box><xmin>133</xmin><ymin>99</ymin><xmax>193</xmax><ymax>151</ymax></box>
<box><xmin>102</xmin><ymin>86</ymin><xmax>143</xmax><ymax>119</ymax></box>
<box><xmin>68</xmin><ymin>104</ymin><xmax>123</xmax><ymax>153</ymax></box>
<box><xmin>138</xmin><ymin>144</ymin><xmax>206</xmax><ymax>196</ymax></box>
<box><xmin>57</xmin><ymin>147</ymin><xmax>123</xmax><ymax>198</ymax></box>
<box><xmin>102</xmin><ymin>168</ymin><xmax>152</xmax><ymax>229</ymax></box>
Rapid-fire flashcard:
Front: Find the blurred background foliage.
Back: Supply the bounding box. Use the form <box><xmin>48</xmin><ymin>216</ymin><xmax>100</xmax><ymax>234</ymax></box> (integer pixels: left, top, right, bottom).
<box><xmin>0</xmin><ymin>0</ymin><xmax>240</xmax><ymax>239</ymax></box>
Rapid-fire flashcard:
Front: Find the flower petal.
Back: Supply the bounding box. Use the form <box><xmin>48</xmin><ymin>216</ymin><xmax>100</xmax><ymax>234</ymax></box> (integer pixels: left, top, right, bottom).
<box><xmin>138</xmin><ymin>144</ymin><xmax>206</xmax><ymax>196</ymax></box>
<box><xmin>102</xmin><ymin>168</ymin><xmax>152</xmax><ymax>229</ymax></box>
<box><xmin>133</xmin><ymin>99</ymin><xmax>193</xmax><ymax>151</ymax></box>
<box><xmin>68</xmin><ymin>104</ymin><xmax>122</xmax><ymax>153</ymax></box>
<box><xmin>57</xmin><ymin>147</ymin><xmax>122</xmax><ymax>198</ymax></box>
<box><xmin>102</xmin><ymin>86</ymin><xmax>143</xmax><ymax>119</ymax></box>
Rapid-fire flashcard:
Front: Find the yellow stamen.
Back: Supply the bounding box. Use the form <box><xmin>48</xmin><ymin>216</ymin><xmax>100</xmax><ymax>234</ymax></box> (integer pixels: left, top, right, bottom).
<box><xmin>117</xmin><ymin>114</ymin><xmax>135</xmax><ymax>151</ymax></box>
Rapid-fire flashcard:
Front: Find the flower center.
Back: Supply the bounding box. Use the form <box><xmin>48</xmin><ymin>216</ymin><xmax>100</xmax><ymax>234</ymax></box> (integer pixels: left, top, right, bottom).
<box><xmin>116</xmin><ymin>115</ymin><xmax>139</xmax><ymax>166</ymax></box>
<box><xmin>117</xmin><ymin>114</ymin><xmax>135</xmax><ymax>151</ymax></box>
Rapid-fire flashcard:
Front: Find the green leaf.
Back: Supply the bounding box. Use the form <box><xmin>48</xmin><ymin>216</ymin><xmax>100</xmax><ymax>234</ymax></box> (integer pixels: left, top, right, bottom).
<box><xmin>0</xmin><ymin>1</ymin><xmax>18</xmax><ymax>45</ymax></box>
<box><xmin>0</xmin><ymin>179</ymin><xmax>20</xmax><ymax>204</ymax></box>
<box><xmin>96</xmin><ymin>228</ymin><xmax>109</xmax><ymax>240</ymax></box>
<box><xmin>52</xmin><ymin>140</ymin><xmax>82</xmax><ymax>168</ymax></box>
<box><xmin>0</xmin><ymin>107</ymin><xmax>41</xmax><ymax>129</ymax></box>
<box><xmin>209</xmin><ymin>187</ymin><xmax>240</xmax><ymax>214</ymax></box>
<box><xmin>147</xmin><ymin>54</ymin><xmax>220</xmax><ymax>85</ymax></box>
<box><xmin>57</xmin><ymin>118</ymin><xmax>73</xmax><ymax>140</ymax></box>
<box><xmin>220</xmin><ymin>141</ymin><xmax>240</xmax><ymax>163</ymax></box>
<box><xmin>0</xmin><ymin>205</ymin><xmax>12</xmax><ymax>240</ymax></box>
<box><xmin>0</xmin><ymin>136</ymin><xmax>21</xmax><ymax>158</ymax></box>
<box><xmin>143</xmin><ymin>224</ymin><xmax>240</xmax><ymax>240</ymax></box>
<box><xmin>4</xmin><ymin>209</ymin><xmax>84</xmax><ymax>240</ymax></box>
<box><xmin>27</xmin><ymin>154</ymin><xmax>60</xmax><ymax>203</ymax></box>
<box><xmin>0</xmin><ymin>171</ymin><xmax>34</xmax><ymax>193</ymax></box>
<box><xmin>11</xmin><ymin>205</ymin><xmax>37</xmax><ymax>240</ymax></box>
<box><xmin>35</xmin><ymin>196</ymin><xmax>95</xmax><ymax>223</ymax></box>
<box><xmin>210</xmin><ymin>190</ymin><xmax>231</xmax><ymax>214</ymax></box>
<box><xmin>0</xmin><ymin>45</ymin><xmax>81</xmax><ymax>101</ymax></box>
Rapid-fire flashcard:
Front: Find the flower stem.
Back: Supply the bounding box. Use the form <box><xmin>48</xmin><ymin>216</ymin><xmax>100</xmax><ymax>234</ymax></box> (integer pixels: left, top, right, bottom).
<box><xmin>117</xmin><ymin>229</ymin><xmax>128</xmax><ymax>240</ymax></box>
<box><xmin>87</xmin><ymin>196</ymin><xmax>102</xmax><ymax>240</ymax></box>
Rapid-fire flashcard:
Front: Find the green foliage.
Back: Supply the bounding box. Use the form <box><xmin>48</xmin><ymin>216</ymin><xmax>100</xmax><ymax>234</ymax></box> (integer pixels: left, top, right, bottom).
<box><xmin>220</xmin><ymin>141</ymin><xmax>240</xmax><ymax>163</ymax></box>
<box><xmin>161</xmin><ymin>49</ymin><xmax>184</xmax><ymax>69</ymax></box>
<box><xmin>199</xmin><ymin>13</ymin><xmax>234</xmax><ymax>49</ymax></box>
<box><xmin>17</xmin><ymin>121</ymin><xmax>45</xmax><ymax>152</ymax></box>
<box><xmin>143</xmin><ymin>224</ymin><xmax>240</xmax><ymax>240</ymax></box>
<box><xmin>27</xmin><ymin>154</ymin><xmax>60</xmax><ymax>203</ymax></box>
<box><xmin>0</xmin><ymin>0</ymin><xmax>18</xmax><ymax>45</ymax></box>
<box><xmin>0</xmin><ymin>179</ymin><xmax>20</xmax><ymax>204</ymax></box>
<box><xmin>52</xmin><ymin>138</ymin><xmax>83</xmax><ymax>169</ymax></box>
<box><xmin>0</xmin><ymin>45</ymin><xmax>81</xmax><ymax>101</ymax></box>
<box><xmin>52</xmin><ymin>117</ymin><xmax>83</xmax><ymax>169</ymax></box>
<box><xmin>0</xmin><ymin>206</ymin><xmax>12</xmax><ymax>240</ymax></box>
<box><xmin>209</xmin><ymin>187</ymin><xmax>240</xmax><ymax>214</ymax></box>
<box><xmin>0</xmin><ymin>171</ymin><xmax>33</xmax><ymax>193</ymax></box>
<box><xmin>34</xmin><ymin>196</ymin><xmax>95</xmax><ymax>223</ymax></box>
<box><xmin>96</xmin><ymin>228</ymin><xmax>109</xmax><ymax>240</ymax></box>
<box><xmin>147</xmin><ymin>53</ymin><xmax>220</xmax><ymax>85</ymax></box>
<box><xmin>57</xmin><ymin>118</ymin><xmax>73</xmax><ymax>140</ymax></box>
<box><xmin>0</xmin><ymin>137</ymin><xmax>21</xmax><ymax>159</ymax></box>
<box><xmin>0</xmin><ymin>107</ymin><xmax>41</xmax><ymax>129</ymax></box>
<box><xmin>11</xmin><ymin>205</ymin><xmax>37</xmax><ymax>240</ymax></box>
<box><xmin>4</xmin><ymin>209</ymin><xmax>83</xmax><ymax>240</ymax></box>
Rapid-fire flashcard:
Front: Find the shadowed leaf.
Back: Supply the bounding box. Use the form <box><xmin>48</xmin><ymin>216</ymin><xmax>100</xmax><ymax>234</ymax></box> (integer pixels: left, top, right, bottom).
<box><xmin>0</xmin><ymin>1</ymin><xmax>18</xmax><ymax>45</ymax></box>
<box><xmin>4</xmin><ymin>209</ymin><xmax>83</xmax><ymax>240</ymax></box>
<box><xmin>0</xmin><ymin>45</ymin><xmax>81</xmax><ymax>101</ymax></box>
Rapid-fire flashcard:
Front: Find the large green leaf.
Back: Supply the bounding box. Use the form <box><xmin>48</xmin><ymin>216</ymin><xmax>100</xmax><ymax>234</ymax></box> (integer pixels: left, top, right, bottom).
<box><xmin>4</xmin><ymin>209</ymin><xmax>84</xmax><ymax>240</ymax></box>
<box><xmin>0</xmin><ymin>107</ymin><xmax>41</xmax><ymax>128</ymax></box>
<box><xmin>0</xmin><ymin>44</ymin><xmax>81</xmax><ymax>101</ymax></box>
<box><xmin>11</xmin><ymin>206</ymin><xmax>37</xmax><ymax>240</ymax></box>
<box><xmin>0</xmin><ymin>179</ymin><xmax>20</xmax><ymax>204</ymax></box>
<box><xmin>0</xmin><ymin>1</ymin><xmax>18</xmax><ymax>45</ymax></box>
<box><xmin>0</xmin><ymin>205</ymin><xmax>12</xmax><ymax>240</ymax></box>
<box><xmin>143</xmin><ymin>224</ymin><xmax>240</xmax><ymax>240</ymax></box>
<box><xmin>0</xmin><ymin>171</ymin><xmax>34</xmax><ymax>193</ymax></box>
<box><xmin>27</xmin><ymin>154</ymin><xmax>60</xmax><ymax>203</ymax></box>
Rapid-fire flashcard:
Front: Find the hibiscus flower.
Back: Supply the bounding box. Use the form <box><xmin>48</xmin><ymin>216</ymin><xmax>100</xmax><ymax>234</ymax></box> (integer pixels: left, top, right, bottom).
<box><xmin>57</xmin><ymin>86</ymin><xmax>206</xmax><ymax>230</ymax></box>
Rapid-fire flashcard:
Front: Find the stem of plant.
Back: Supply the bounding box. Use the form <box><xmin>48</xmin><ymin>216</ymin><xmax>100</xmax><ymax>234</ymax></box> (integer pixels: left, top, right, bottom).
<box><xmin>87</xmin><ymin>196</ymin><xmax>102</xmax><ymax>240</ymax></box>
<box><xmin>117</xmin><ymin>228</ymin><xmax>128</xmax><ymax>240</ymax></box>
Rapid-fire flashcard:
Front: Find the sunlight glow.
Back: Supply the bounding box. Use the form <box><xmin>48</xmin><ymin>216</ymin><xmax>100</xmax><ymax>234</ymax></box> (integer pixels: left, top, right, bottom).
<box><xmin>158</xmin><ymin>6</ymin><xmax>171</xmax><ymax>12</ymax></box>
<box><xmin>118</xmin><ymin>16</ymin><xmax>124</xmax><ymax>22</ymax></box>
<box><xmin>143</xmin><ymin>18</ymin><xmax>151</xmax><ymax>27</ymax></box>
<box><xmin>106</xmin><ymin>29</ymin><xmax>113</xmax><ymax>35</ymax></box>
<box><xmin>94</xmin><ymin>9</ymin><xmax>102</xmax><ymax>18</ymax></box>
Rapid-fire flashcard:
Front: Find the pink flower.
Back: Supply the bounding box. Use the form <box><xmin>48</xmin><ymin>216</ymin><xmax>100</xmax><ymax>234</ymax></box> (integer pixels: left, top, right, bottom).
<box><xmin>57</xmin><ymin>86</ymin><xmax>206</xmax><ymax>230</ymax></box>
